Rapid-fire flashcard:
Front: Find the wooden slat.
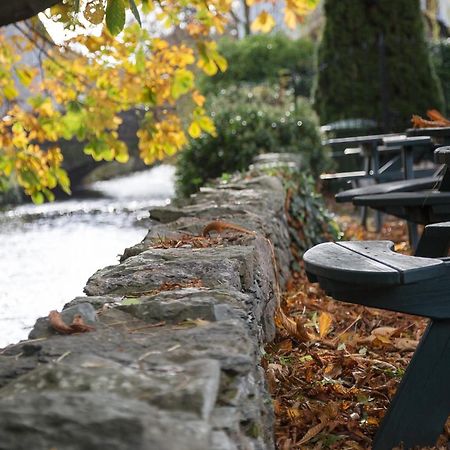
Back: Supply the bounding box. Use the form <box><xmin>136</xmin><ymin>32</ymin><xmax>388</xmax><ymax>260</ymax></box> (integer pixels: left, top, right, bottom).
<box><xmin>335</xmin><ymin>176</ymin><xmax>442</xmax><ymax>203</ymax></box>
<box><xmin>304</xmin><ymin>241</ymin><xmax>445</xmax><ymax>286</ymax></box>
<box><xmin>325</xmin><ymin>133</ymin><xmax>400</xmax><ymax>147</ymax></box>
<box><xmin>320</xmin><ymin>170</ymin><xmax>369</xmax><ymax>181</ymax></box>
<box><xmin>338</xmin><ymin>241</ymin><xmax>444</xmax><ymax>283</ymax></box>
<box><xmin>407</xmin><ymin>127</ymin><xmax>450</xmax><ymax>139</ymax></box>
<box><xmin>353</xmin><ymin>191</ymin><xmax>450</xmax><ymax>207</ymax></box>
<box><xmin>304</xmin><ymin>242</ymin><xmax>401</xmax><ymax>286</ymax></box>
<box><xmin>382</xmin><ymin>136</ymin><xmax>432</xmax><ymax>148</ymax></box>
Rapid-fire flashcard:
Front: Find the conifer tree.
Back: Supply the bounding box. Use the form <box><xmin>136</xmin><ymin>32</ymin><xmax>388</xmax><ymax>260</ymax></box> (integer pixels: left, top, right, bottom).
<box><xmin>314</xmin><ymin>0</ymin><xmax>444</xmax><ymax>131</ymax></box>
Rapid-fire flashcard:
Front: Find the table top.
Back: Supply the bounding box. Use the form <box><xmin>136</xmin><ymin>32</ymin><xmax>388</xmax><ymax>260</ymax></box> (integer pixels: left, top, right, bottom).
<box><xmin>353</xmin><ymin>190</ymin><xmax>450</xmax><ymax>207</ymax></box>
<box><xmin>324</xmin><ymin>133</ymin><xmax>402</xmax><ymax>147</ymax></box>
<box><xmin>407</xmin><ymin>127</ymin><xmax>450</xmax><ymax>138</ymax></box>
<box><xmin>382</xmin><ymin>135</ymin><xmax>432</xmax><ymax>147</ymax></box>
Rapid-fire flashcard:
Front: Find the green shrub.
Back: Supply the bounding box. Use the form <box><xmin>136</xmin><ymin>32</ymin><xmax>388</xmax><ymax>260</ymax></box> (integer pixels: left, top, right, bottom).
<box><xmin>261</xmin><ymin>165</ymin><xmax>340</xmax><ymax>266</ymax></box>
<box><xmin>176</xmin><ymin>85</ymin><xmax>328</xmax><ymax>197</ymax></box>
<box><xmin>430</xmin><ymin>39</ymin><xmax>450</xmax><ymax>115</ymax></box>
<box><xmin>314</xmin><ymin>0</ymin><xmax>444</xmax><ymax>132</ymax></box>
<box><xmin>198</xmin><ymin>33</ymin><xmax>315</xmax><ymax>98</ymax></box>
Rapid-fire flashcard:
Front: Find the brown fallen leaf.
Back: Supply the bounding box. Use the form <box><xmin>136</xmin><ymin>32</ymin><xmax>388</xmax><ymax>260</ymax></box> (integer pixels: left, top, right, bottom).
<box><xmin>393</xmin><ymin>337</ymin><xmax>419</xmax><ymax>352</ymax></box>
<box><xmin>48</xmin><ymin>310</ymin><xmax>74</xmax><ymax>334</ymax></box>
<box><xmin>48</xmin><ymin>310</ymin><xmax>95</xmax><ymax>335</ymax></box>
<box><xmin>202</xmin><ymin>220</ymin><xmax>255</xmax><ymax>237</ymax></box>
<box><xmin>277</xmin><ymin>308</ymin><xmax>312</xmax><ymax>342</ymax></box>
<box><xmin>318</xmin><ymin>311</ymin><xmax>333</xmax><ymax>338</ymax></box>
<box><xmin>70</xmin><ymin>314</ymin><xmax>95</xmax><ymax>333</ymax></box>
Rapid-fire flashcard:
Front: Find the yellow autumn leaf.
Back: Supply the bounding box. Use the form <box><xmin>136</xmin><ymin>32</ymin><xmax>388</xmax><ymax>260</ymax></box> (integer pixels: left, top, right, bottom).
<box><xmin>284</xmin><ymin>8</ymin><xmax>297</xmax><ymax>29</ymax></box>
<box><xmin>192</xmin><ymin>90</ymin><xmax>205</xmax><ymax>107</ymax></box>
<box><xmin>250</xmin><ymin>11</ymin><xmax>276</xmax><ymax>33</ymax></box>
<box><xmin>318</xmin><ymin>311</ymin><xmax>333</xmax><ymax>338</ymax></box>
<box><xmin>188</xmin><ymin>121</ymin><xmax>202</xmax><ymax>138</ymax></box>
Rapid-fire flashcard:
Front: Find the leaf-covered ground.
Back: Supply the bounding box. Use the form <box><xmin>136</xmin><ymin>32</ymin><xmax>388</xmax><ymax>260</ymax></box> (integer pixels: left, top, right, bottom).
<box><xmin>266</xmin><ymin>214</ymin><xmax>450</xmax><ymax>449</ymax></box>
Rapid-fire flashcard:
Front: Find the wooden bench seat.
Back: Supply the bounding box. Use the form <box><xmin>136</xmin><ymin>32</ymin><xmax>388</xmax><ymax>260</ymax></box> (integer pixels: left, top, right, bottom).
<box><xmin>335</xmin><ymin>174</ymin><xmax>442</xmax><ymax>203</ymax></box>
<box><xmin>352</xmin><ymin>191</ymin><xmax>450</xmax><ymax>226</ymax></box>
<box><xmin>303</xmin><ymin>228</ymin><xmax>450</xmax><ymax>449</ymax></box>
<box><xmin>304</xmin><ymin>240</ymin><xmax>449</xmax><ymax>317</ymax></box>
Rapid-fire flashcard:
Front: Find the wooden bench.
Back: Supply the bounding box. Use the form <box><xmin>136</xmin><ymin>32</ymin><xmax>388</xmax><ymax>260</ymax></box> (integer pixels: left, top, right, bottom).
<box><xmin>303</xmin><ymin>222</ymin><xmax>450</xmax><ymax>449</ymax></box>
<box><xmin>335</xmin><ymin>172</ymin><xmax>443</xmax><ymax>203</ymax></box>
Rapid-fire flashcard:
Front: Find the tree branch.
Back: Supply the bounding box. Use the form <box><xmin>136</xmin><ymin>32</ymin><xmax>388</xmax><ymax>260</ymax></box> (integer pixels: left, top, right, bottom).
<box><xmin>0</xmin><ymin>1</ymin><xmax>62</xmax><ymax>27</ymax></box>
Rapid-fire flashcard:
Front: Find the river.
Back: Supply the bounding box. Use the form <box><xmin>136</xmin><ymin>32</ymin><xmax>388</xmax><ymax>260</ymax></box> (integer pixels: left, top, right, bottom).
<box><xmin>0</xmin><ymin>164</ymin><xmax>175</xmax><ymax>348</ymax></box>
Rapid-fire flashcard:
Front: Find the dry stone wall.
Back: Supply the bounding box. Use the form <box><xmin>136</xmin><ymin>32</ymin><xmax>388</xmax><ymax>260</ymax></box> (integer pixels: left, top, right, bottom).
<box><xmin>0</xmin><ymin>154</ymin><xmax>298</xmax><ymax>450</ymax></box>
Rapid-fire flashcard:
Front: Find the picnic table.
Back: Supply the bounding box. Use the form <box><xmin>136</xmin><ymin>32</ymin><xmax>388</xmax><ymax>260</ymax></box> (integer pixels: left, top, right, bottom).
<box><xmin>324</xmin><ymin>134</ymin><xmax>435</xmax><ymax>231</ymax></box>
<box><xmin>352</xmin><ymin>147</ymin><xmax>450</xmax><ymax>246</ymax></box>
<box><xmin>322</xmin><ymin>134</ymin><xmax>433</xmax><ymax>184</ymax></box>
<box><xmin>303</xmin><ymin>222</ymin><xmax>450</xmax><ymax>450</ymax></box>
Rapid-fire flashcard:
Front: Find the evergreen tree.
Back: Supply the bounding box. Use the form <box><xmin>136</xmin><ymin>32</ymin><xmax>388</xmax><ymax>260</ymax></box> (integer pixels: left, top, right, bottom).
<box><xmin>314</xmin><ymin>0</ymin><xmax>444</xmax><ymax>132</ymax></box>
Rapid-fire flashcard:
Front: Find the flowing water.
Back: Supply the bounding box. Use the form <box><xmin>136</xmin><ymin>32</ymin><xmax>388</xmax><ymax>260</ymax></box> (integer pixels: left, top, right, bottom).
<box><xmin>0</xmin><ymin>164</ymin><xmax>175</xmax><ymax>348</ymax></box>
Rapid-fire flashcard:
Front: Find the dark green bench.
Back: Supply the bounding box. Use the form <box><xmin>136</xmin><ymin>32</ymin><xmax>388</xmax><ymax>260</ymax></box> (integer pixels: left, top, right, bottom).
<box><xmin>303</xmin><ymin>222</ymin><xmax>450</xmax><ymax>450</ymax></box>
<box><xmin>349</xmin><ymin>147</ymin><xmax>450</xmax><ymax>247</ymax></box>
<box><xmin>335</xmin><ymin>171</ymin><xmax>443</xmax><ymax>204</ymax></box>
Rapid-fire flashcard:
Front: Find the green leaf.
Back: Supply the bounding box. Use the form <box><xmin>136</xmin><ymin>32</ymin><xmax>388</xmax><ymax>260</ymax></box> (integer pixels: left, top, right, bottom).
<box><xmin>106</xmin><ymin>0</ymin><xmax>126</xmax><ymax>35</ymax></box>
<box><xmin>135</xmin><ymin>48</ymin><xmax>145</xmax><ymax>73</ymax></box>
<box><xmin>128</xmin><ymin>0</ymin><xmax>141</xmax><ymax>26</ymax></box>
<box><xmin>43</xmin><ymin>188</ymin><xmax>55</xmax><ymax>202</ymax></box>
<box><xmin>55</xmin><ymin>168</ymin><xmax>71</xmax><ymax>195</ymax></box>
<box><xmin>31</xmin><ymin>192</ymin><xmax>44</xmax><ymax>204</ymax></box>
<box><xmin>61</xmin><ymin>110</ymin><xmax>84</xmax><ymax>137</ymax></box>
<box><xmin>84</xmin><ymin>137</ymin><xmax>114</xmax><ymax>161</ymax></box>
<box><xmin>15</xmin><ymin>66</ymin><xmax>34</xmax><ymax>88</ymax></box>
<box><xmin>171</xmin><ymin>69</ymin><xmax>194</xmax><ymax>99</ymax></box>
<box><xmin>3</xmin><ymin>83</ymin><xmax>18</xmax><ymax>100</ymax></box>
<box><xmin>141</xmin><ymin>0</ymin><xmax>152</xmax><ymax>14</ymax></box>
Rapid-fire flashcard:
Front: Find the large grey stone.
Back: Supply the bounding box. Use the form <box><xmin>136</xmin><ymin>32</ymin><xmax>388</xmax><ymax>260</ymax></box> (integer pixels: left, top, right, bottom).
<box><xmin>117</xmin><ymin>287</ymin><xmax>255</xmax><ymax>325</ymax></box>
<box><xmin>28</xmin><ymin>302</ymin><xmax>97</xmax><ymax>340</ymax></box>
<box><xmin>0</xmin><ymin>391</ymin><xmax>211</xmax><ymax>450</ymax></box>
<box><xmin>84</xmin><ymin>246</ymin><xmax>249</xmax><ymax>296</ymax></box>
<box><xmin>149</xmin><ymin>202</ymin><xmax>251</xmax><ymax>224</ymax></box>
<box><xmin>1</xmin><ymin>355</ymin><xmax>221</xmax><ymax>420</ymax></box>
<box><xmin>0</xmin><ymin>319</ymin><xmax>258</xmax><ymax>382</ymax></box>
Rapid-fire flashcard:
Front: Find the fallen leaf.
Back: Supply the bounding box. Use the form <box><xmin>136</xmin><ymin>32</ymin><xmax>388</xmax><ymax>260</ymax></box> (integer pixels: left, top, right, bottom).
<box><xmin>70</xmin><ymin>314</ymin><xmax>95</xmax><ymax>333</ymax></box>
<box><xmin>48</xmin><ymin>310</ymin><xmax>73</xmax><ymax>334</ymax></box>
<box><xmin>393</xmin><ymin>337</ymin><xmax>419</xmax><ymax>351</ymax></box>
<box><xmin>318</xmin><ymin>311</ymin><xmax>333</xmax><ymax>338</ymax></box>
<box><xmin>298</xmin><ymin>419</ymin><xmax>329</xmax><ymax>445</ymax></box>
<box><xmin>48</xmin><ymin>310</ymin><xmax>95</xmax><ymax>335</ymax></box>
<box><xmin>371</xmin><ymin>326</ymin><xmax>398</xmax><ymax>344</ymax></box>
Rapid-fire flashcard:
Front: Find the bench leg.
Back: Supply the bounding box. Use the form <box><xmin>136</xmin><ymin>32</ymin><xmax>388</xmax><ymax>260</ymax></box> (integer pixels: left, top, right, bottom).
<box><xmin>407</xmin><ymin>221</ymin><xmax>419</xmax><ymax>250</ymax></box>
<box><xmin>373</xmin><ymin>319</ymin><xmax>450</xmax><ymax>450</ymax></box>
